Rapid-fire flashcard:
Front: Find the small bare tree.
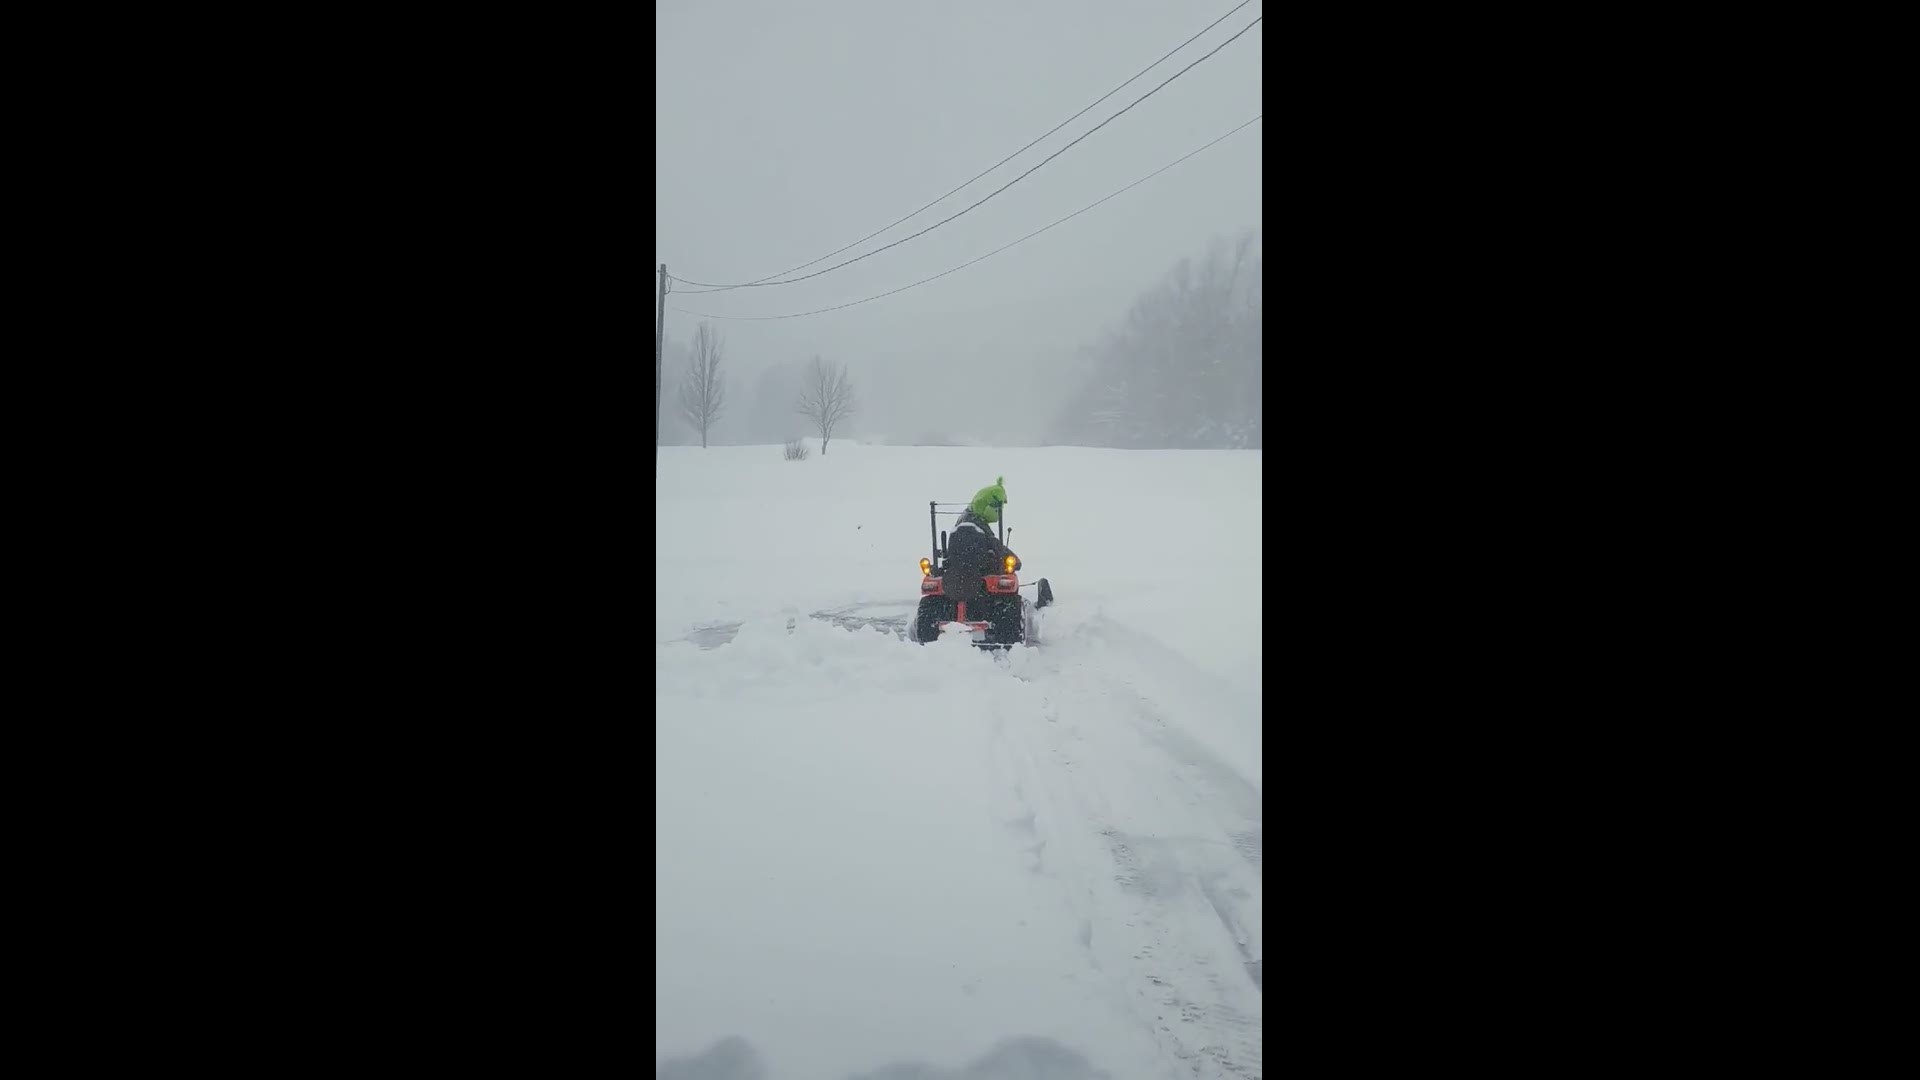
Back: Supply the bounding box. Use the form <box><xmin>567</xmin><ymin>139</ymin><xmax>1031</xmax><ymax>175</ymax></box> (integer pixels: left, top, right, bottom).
<box><xmin>794</xmin><ymin>355</ymin><xmax>856</xmax><ymax>455</ymax></box>
<box><xmin>676</xmin><ymin>322</ymin><xmax>727</xmax><ymax>449</ymax></box>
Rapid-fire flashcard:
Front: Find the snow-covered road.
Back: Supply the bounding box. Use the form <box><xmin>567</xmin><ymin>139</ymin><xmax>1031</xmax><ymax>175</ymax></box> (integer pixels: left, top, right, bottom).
<box><xmin>657</xmin><ymin>444</ymin><xmax>1261</xmax><ymax>1079</ymax></box>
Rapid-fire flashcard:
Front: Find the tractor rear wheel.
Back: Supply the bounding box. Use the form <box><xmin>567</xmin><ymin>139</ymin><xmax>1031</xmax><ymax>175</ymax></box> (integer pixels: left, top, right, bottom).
<box><xmin>911</xmin><ymin>596</ymin><xmax>955</xmax><ymax>643</ymax></box>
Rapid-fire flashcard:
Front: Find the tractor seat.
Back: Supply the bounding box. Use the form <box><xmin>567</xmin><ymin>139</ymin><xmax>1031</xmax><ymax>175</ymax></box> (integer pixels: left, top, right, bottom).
<box><xmin>942</xmin><ymin>567</ymin><xmax>987</xmax><ymax>604</ymax></box>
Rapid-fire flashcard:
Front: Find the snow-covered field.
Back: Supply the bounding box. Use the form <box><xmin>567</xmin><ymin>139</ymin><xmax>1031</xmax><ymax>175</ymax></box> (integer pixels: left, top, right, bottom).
<box><xmin>657</xmin><ymin>443</ymin><xmax>1263</xmax><ymax>1080</ymax></box>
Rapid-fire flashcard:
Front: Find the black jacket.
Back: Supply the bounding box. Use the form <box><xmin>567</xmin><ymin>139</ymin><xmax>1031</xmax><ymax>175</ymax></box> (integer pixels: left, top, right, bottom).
<box><xmin>945</xmin><ymin>512</ymin><xmax>1020</xmax><ymax>600</ymax></box>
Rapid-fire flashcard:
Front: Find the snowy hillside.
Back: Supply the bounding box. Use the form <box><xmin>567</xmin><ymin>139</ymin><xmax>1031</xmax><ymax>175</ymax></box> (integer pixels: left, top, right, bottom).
<box><xmin>657</xmin><ymin>442</ymin><xmax>1263</xmax><ymax>1080</ymax></box>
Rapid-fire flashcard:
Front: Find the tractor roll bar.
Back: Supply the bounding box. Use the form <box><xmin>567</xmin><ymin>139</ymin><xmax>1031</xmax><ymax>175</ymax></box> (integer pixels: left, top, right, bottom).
<box><xmin>927</xmin><ymin>498</ymin><xmax>1008</xmax><ymax>566</ymax></box>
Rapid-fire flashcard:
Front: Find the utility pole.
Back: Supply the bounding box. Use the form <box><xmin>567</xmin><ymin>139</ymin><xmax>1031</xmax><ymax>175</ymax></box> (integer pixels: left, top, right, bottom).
<box><xmin>655</xmin><ymin>263</ymin><xmax>667</xmax><ymax>467</ymax></box>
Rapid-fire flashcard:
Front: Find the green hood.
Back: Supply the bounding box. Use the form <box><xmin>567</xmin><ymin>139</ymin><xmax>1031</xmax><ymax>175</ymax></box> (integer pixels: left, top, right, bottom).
<box><xmin>969</xmin><ymin>476</ymin><xmax>1007</xmax><ymax>524</ymax></box>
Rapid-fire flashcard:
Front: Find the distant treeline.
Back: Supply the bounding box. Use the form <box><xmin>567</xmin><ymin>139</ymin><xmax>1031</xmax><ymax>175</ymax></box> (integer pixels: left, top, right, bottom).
<box><xmin>661</xmin><ymin>230</ymin><xmax>1262</xmax><ymax>452</ymax></box>
<box><xmin>1050</xmin><ymin>230</ymin><xmax>1262</xmax><ymax>450</ymax></box>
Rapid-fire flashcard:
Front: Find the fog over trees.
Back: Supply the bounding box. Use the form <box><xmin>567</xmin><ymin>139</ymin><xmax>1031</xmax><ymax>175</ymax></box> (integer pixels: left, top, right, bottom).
<box><xmin>660</xmin><ymin>230</ymin><xmax>1260</xmax><ymax>451</ymax></box>
<box><xmin>1052</xmin><ymin>230</ymin><xmax>1262</xmax><ymax>450</ymax></box>
<box><xmin>657</xmin><ymin>2</ymin><xmax>1261</xmax><ymax>452</ymax></box>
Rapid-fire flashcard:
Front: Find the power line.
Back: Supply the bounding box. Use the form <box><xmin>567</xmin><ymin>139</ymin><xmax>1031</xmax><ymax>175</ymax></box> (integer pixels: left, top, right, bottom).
<box><xmin>675</xmin><ymin>14</ymin><xmax>1260</xmax><ymax>293</ymax></box>
<box><xmin>675</xmin><ymin>0</ymin><xmax>1257</xmax><ymax>294</ymax></box>
<box><xmin>671</xmin><ymin>12</ymin><xmax>1263</xmax><ymax>292</ymax></box>
<box><xmin>671</xmin><ymin>114</ymin><xmax>1260</xmax><ymax>322</ymax></box>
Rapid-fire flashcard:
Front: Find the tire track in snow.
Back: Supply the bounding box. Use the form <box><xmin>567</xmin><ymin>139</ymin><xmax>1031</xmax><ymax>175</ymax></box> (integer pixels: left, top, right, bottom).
<box><xmin>1044</xmin><ymin>614</ymin><xmax>1264</xmax><ymax>989</ymax></box>
<box><xmin>666</xmin><ymin>601</ymin><xmax>920</xmax><ymax>649</ymax></box>
<box><xmin>985</xmin><ymin>615</ymin><xmax>1263</xmax><ymax>1079</ymax></box>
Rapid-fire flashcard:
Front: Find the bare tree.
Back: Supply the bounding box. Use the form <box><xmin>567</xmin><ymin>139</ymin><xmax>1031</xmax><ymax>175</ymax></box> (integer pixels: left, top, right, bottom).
<box><xmin>794</xmin><ymin>354</ymin><xmax>856</xmax><ymax>455</ymax></box>
<box><xmin>1051</xmin><ymin>229</ymin><xmax>1261</xmax><ymax>449</ymax></box>
<box><xmin>676</xmin><ymin>322</ymin><xmax>727</xmax><ymax>449</ymax></box>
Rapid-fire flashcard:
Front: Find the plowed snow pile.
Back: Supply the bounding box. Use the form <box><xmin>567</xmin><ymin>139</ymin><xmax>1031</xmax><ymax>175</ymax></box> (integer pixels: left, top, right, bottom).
<box><xmin>657</xmin><ymin>443</ymin><xmax>1262</xmax><ymax>1080</ymax></box>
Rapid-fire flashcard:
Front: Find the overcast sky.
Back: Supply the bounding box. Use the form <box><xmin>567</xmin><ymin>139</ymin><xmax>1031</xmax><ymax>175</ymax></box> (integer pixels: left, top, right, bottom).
<box><xmin>656</xmin><ymin>0</ymin><xmax>1263</xmax><ymax>441</ymax></box>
